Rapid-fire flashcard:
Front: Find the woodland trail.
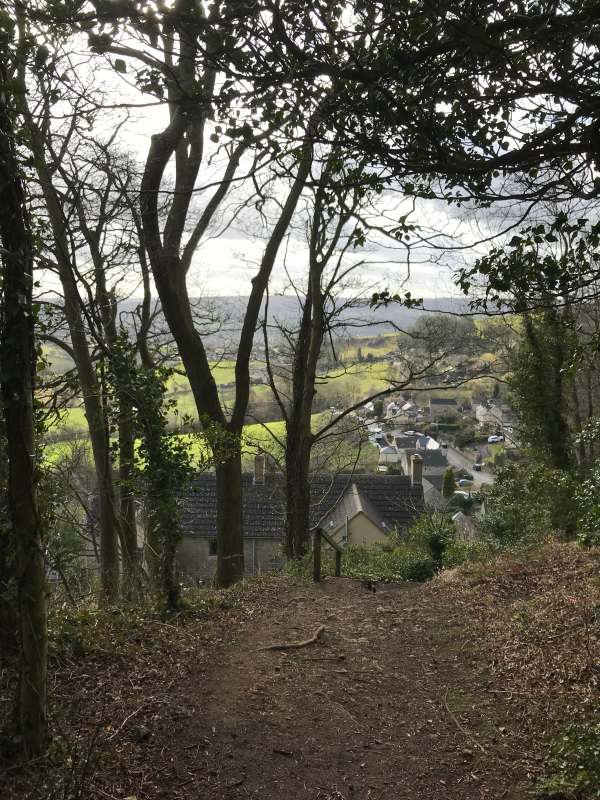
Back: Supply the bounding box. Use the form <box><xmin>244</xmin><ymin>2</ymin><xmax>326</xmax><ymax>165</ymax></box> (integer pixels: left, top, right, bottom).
<box><xmin>3</xmin><ymin>572</ymin><xmax>555</xmax><ymax>800</ymax></box>
<box><xmin>160</xmin><ymin>577</ymin><xmax>531</xmax><ymax>800</ymax></box>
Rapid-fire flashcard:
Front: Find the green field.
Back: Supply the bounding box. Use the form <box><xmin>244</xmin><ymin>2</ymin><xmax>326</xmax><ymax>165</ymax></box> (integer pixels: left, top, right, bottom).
<box><xmin>49</xmin><ymin>356</ymin><xmax>400</xmax><ymax>438</ymax></box>
<box><xmin>51</xmin><ymin>360</ymin><xmax>241</xmax><ymax>434</ymax></box>
<box><xmin>317</xmin><ymin>361</ymin><xmax>404</xmax><ymax>403</ymax></box>
<box><xmin>339</xmin><ymin>333</ymin><xmax>399</xmax><ymax>361</ymax></box>
<box><xmin>44</xmin><ymin>413</ymin><xmax>330</xmax><ymax>470</ymax></box>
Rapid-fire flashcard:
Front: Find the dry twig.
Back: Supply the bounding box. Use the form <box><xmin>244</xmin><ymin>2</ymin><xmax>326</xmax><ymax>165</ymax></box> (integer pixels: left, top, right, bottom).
<box><xmin>258</xmin><ymin>625</ymin><xmax>326</xmax><ymax>651</ymax></box>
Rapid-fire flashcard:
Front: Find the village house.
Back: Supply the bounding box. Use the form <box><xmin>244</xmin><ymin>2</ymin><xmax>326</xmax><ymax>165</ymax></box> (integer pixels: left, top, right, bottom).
<box><xmin>429</xmin><ymin>397</ymin><xmax>459</xmax><ymax>420</ymax></box>
<box><xmin>475</xmin><ymin>401</ymin><xmax>503</xmax><ymax>428</ymax></box>
<box><xmin>385</xmin><ymin>400</ymin><xmax>402</xmax><ymax>418</ymax></box>
<box><xmin>400</xmin><ymin>400</ymin><xmax>419</xmax><ymax>417</ymax></box>
<box><xmin>378</xmin><ymin>444</ymin><xmax>401</xmax><ymax>467</ymax></box>
<box><xmin>177</xmin><ymin>458</ymin><xmax>425</xmax><ymax>583</ymax></box>
<box><xmin>399</xmin><ymin>447</ymin><xmax>448</xmax><ymax>478</ymax></box>
<box><xmin>399</xmin><ymin>446</ymin><xmax>450</xmax><ymax>509</ymax></box>
<box><xmin>475</xmin><ymin>402</ymin><xmax>516</xmax><ymax>436</ymax></box>
<box><xmin>323</xmin><ymin>460</ymin><xmax>425</xmax><ymax>547</ymax></box>
<box><xmin>394</xmin><ymin>433</ymin><xmax>419</xmax><ymax>450</ymax></box>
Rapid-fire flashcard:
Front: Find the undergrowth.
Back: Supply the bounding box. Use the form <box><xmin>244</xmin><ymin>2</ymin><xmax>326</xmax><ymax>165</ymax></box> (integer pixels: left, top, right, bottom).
<box><xmin>538</xmin><ymin>724</ymin><xmax>600</xmax><ymax>799</ymax></box>
<box><xmin>47</xmin><ymin>584</ymin><xmax>244</xmax><ymax>659</ymax></box>
<box><xmin>285</xmin><ymin>543</ymin><xmax>436</xmax><ymax>582</ymax></box>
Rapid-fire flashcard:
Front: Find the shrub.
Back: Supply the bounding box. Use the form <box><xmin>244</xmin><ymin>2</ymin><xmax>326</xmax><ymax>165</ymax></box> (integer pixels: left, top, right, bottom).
<box><xmin>437</xmin><ymin>422</ymin><xmax>460</xmax><ymax>432</ymax></box>
<box><xmin>407</xmin><ymin>512</ymin><xmax>456</xmax><ymax>566</ymax></box>
<box><xmin>285</xmin><ymin>543</ymin><xmax>436</xmax><ymax>583</ymax></box>
<box><xmin>537</xmin><ymin>724</ymin><xmax>600</xmax><ymax>799</ymax></box>
<box><xmin>442</xmin><ymin>467</ymin><xmax>455</xmax><ymax>498</ymax></box>
<box><xmin>478</xmin><ymin>463</ymin><xmax>577</xmax><ymax>548</ymax></box>
<box><xmin>578</xmin><ymin>528</ymin><xmax>600</xmax><ymax>548</ymax></box>
<box><xmin>455</xmin><ymin>428</ymin><xmax>476</xmax><ymax>449</ymax></box>
<box><xmin>441</xmin><ymin>539</ymin><xmax>494</xmax><ymax>569</ymax></box>
<box><xmin>448</xmin><ymin>493</ymin><xmax>475</xmax><ymax>513</ymax></box>
<box><xmin>575</xmin><ymin>463</ymin><xmax>600</xmax><ymax>548</ymax></box>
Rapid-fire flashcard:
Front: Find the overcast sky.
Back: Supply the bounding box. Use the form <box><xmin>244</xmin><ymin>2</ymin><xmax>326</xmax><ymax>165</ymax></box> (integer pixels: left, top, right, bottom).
<box><xmin>57</xmin><ymin>52</ymin><xmax>513</xmax><ymax>303</ymax></box>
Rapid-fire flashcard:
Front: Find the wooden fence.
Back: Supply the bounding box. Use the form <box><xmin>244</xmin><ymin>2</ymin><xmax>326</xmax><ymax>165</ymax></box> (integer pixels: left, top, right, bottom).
<box><xmin>312</xmin><ymin>527</ymin><xmax>343</xmax><ymax>582</ymax></box>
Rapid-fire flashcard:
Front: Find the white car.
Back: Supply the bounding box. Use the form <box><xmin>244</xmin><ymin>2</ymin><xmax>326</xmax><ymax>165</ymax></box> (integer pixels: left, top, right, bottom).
<box><xmin>487</xmin><ymin>434</ymin><xmax>504</xmax><ymax>443</ymax></box>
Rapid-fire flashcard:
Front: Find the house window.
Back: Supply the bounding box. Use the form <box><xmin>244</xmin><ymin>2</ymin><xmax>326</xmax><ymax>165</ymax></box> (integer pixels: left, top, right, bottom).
<box><xmin>208</xmin><ymin>538</ymin><xmax>217</xmax><ymax>556</ymax></box>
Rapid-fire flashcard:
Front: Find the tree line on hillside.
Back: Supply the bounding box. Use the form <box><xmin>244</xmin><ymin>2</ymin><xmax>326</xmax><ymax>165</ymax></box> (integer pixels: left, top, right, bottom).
<box><xmin>2</xmin><ymin>0</ymin><xmax>600</xmax><ymax>758</ymax></box>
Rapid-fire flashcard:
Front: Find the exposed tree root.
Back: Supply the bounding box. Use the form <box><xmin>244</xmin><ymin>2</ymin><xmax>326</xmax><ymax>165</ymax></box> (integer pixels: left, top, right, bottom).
<box><xmin>258</xmin><ymin>625</ymin><xmax>326</xmax><ymax>651</ymax></box>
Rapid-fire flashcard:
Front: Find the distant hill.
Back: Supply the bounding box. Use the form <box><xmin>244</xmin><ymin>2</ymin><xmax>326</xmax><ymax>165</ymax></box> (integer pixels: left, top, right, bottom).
<box><xmin>177</xmin><ymin>294</ymin><xmax>471</xmax><ymax>345</ymax></box>
<box><xmin>41</xmin><ymin>294</ymin><xmax>471</xmax><ymax>358</ymax></box>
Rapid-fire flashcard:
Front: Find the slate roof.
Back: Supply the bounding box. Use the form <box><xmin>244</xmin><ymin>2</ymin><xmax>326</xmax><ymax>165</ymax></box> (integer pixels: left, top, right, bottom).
<box><xmin>180</xmin><ymin>473</ymin><xmax>424</xmax><ymax>540</ymax></box>
<box><xmin>423</xmin><ymin>473</ymin><xmax>445</xmax><ymax>493</ymax></box>
<box><xmin>403</xmin><ymin>448</ymin><xmax>449</xmax><ymax>469</ymax></box>
<box><xmin>180</xmin><ymin>474</ymin><xmax>284</xmax><ymax>539</ymax></box>
<box><xmin>394</xmin><ymin>434</ymin><xmax>419</xmax><ymax>449</ymax></box>
<box><xmin>430</xmin><ymin>397</ymin><xmax>458</xmax><ymax>406</ymax></box>
<box><xmin>319</xmin><ymin>474</ymin><xmax>423</xmax><ymax>534</ymax></box>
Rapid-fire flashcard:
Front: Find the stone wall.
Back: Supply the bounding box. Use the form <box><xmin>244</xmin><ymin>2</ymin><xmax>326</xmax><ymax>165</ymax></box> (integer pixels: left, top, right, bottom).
<box><xmin>176</xmin><ymin>536</ymin><xmax>285</xmax><ymax>586</ymax></box>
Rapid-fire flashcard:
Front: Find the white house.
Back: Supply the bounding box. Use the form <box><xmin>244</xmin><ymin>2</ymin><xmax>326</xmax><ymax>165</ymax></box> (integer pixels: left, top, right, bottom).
<box><xmin>378</xmin><ymin>445</ymin><xmax>401</xmax><ymax>466</ymax></box>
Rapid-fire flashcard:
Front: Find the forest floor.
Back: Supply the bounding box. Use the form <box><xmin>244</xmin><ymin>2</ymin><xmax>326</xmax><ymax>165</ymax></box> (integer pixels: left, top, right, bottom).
<box><xmin>1</xmin><ymin>543</ymin><xmax>599</xmax><ymax>800</ymax></box>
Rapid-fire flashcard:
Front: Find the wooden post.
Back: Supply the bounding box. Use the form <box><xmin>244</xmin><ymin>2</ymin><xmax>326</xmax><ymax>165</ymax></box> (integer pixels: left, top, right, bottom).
<box><xmin>335</xmin><ymin>548</ymin><xmax>341</xmax><ymax>577</ymax></box>
<box><xmin>313</xmin><ymin>529</ymin><xmax>321</xmax><ymax>582</ymax></box>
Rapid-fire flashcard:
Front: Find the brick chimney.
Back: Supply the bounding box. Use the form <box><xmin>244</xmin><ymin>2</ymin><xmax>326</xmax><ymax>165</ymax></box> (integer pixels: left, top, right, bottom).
<box><xmin>410</xmin><ymin>453</ymin><xmax>423</xmax><ymax>486</ymax></box>
<box><xmin>253</xmin><ymin>453</ymin><xmax>265</xmax><ymax>485</ymax></box>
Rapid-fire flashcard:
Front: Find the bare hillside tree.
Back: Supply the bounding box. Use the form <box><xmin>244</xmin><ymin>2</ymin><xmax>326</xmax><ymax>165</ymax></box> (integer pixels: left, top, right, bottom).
<box><xmin>14</xmin><ymin>13</ymin><xmax>122</xmax><ymax>603</ymax></box>
<box><xmin>262</xmin><ymin>162</ymin><xmax>457</xmax><ymax>557</ymax></box>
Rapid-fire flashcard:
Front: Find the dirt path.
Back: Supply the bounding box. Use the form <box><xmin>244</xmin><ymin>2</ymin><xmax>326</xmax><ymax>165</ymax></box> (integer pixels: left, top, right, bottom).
<box><xmin>158</xmin><ymin>577</ymin><xmax>531</xmax><ymax>800</ymax></box>
<box><xmin>5</xmin><ymin>544</ymin><xmax>597</xmax><ymax>799</ymax></box>
<box><xmin>3</xmin><ymin>574</ymin><xmax>549</xmax><ymax>800</ymax></box>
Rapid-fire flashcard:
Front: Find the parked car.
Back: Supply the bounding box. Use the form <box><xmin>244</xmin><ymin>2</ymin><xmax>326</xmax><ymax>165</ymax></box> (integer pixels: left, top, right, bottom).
<box><xmin>487</xmin><ymin>434</ymin><xmax>504</xmax><ymax>443</ymax></box>
<box><xmin>452</xmin><ymin>490</ymin><xmax>470</xmax><ymax>500</ymax></box>
<box><xmin>472</xmin><ymin>463</ymin><xmax>482</xmax><ymax>472</ymax></box>
<box><xmin>458</xmin><ymin>478</ymin><xmax>473</xmax><ymax>487</ymax></box>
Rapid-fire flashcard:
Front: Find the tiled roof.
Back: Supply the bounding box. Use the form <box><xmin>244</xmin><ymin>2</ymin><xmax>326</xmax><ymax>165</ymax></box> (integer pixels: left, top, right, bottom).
<box><xmin>180</xmin><ymin>473</ymin><xmax>424</xmax><ymax>540</ymax></box>
<box><xmin>394</xmin><ymin>435</ymin><xmax>419</xmax><ymax>449</ymax></box>
<box><xmin>423</xmin><ymin>474</ymin><xmax>444</xmax><ymax>493</ymax></box>
<box><xmin>306</xmin><ymin>473</ymin><xmax>424</xmax><ymax>535</ymax></box>
<box><xmin>180</xmin><ymin>474</ymin><xmax>284</xmax><ymax>539</ymax></box>
<box><xmin>430</xmin><ymin>397</ymin><xmax>458</xmax><ymax>406</ymax></box>
<box><xmin>403</xmin><ymin>448</ymin><xmax>449</xmax><ymax>469</ymax></box>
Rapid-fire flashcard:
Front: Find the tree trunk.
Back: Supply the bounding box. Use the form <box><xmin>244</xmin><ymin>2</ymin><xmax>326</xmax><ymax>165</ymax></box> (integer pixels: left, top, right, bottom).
<box><xmin>284</xmin><ymin>429</ymin><xmax>312</xmax><ymax>559</ymax></box>
<box><xmin>283</xmin><ymin>184</ymin><xmax>327</xmax><ymax>559</ymax></box>
<box><xmin>118</xmin><ymin>403</ymin><xmax>139</xmax><ymax>598</ymax></box>
<box><xmin>148</xmin><ymin>264</ymin><xmax>247</xmax><ymax>587</ymax></box>
<box><xmin>215</xmin><ymin>452</ymin><xmax>244</xmax><ymax>587</ymax></box>
<box><xmin>158</xmin><ymin>503</ymin><xmax>181</xmax><ymax>612</ymax></box>
<box><xmin>570</xmin><ymin>382</ymin><xmax>586</xmax><ymax>465</ymax></box>
<box><xmin>547</xmin><ymin>315</ymin><xmax>572</xmax><ymax>472</ymax></box>
<box><xmin>144</xmin><ymin>515</ymin><xmax>160</xmax><ymax>592</ymax></box>
<box><xmin>89</xmin><ymin>400</ymin><xmax>120</xmax><ymax>605</ymax></box>
<box><xmin>0</xmin><ymin>523</ymin><xmax>17</xmax><ymax>651</ymax></box>
<box><xmin>0</xmin><ymin>72</ymin><xmax>47</xmax><ymax>756</ymax></box>
<box><xmin>522</xmin><ymin>312</ymin><xmax>572</xmax><ymax>471</ymax></box>
<box><xmin>0</xmin><ymin>424</ymin><xmax>18</xmax><ymax>650</ymax></box>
